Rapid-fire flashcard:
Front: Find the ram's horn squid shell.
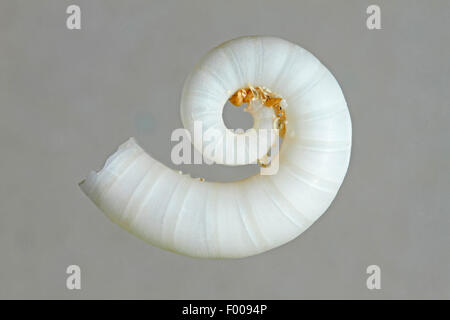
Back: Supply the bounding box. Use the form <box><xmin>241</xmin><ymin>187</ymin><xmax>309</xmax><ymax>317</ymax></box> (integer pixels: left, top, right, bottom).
<box><xmin>79</xmin><ymin>36</ymin><xmax>352</xmax><ymax>258</ymax></box>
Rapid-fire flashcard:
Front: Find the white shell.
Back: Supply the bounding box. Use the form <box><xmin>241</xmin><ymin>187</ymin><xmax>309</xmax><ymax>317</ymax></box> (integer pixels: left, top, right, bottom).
<box><xmin>80</xmin><ymin>36</ymin><xmax>352</xmax><ymax>258</ymax></box>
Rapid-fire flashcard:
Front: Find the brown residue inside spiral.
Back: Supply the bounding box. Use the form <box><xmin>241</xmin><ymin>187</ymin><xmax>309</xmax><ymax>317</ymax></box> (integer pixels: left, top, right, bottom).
<box><xmin>229</xmin><ymin>87</ymin><xmax>287</xmax><ymax>137</ymax></box>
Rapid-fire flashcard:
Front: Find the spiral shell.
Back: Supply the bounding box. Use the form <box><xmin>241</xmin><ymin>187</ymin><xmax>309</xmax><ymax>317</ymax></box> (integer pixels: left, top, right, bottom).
<box><xmin>79</xmin><ymin>36</ymin><xmax>352</xmax><ymax>258</ymax></box>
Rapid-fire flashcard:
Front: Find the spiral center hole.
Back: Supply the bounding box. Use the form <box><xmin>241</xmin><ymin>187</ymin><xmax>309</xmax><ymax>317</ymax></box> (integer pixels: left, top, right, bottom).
<box><xmin>222</xmin><ymin>100</ymin><xmax>254</xmax><ymax>131</ymax></box>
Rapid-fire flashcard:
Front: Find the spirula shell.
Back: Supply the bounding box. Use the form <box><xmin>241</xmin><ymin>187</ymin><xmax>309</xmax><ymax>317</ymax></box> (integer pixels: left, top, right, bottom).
<box><xmin>79</xmin><ymin>36</ymin><xmax>352</xmax><ymax>258</ymax></box>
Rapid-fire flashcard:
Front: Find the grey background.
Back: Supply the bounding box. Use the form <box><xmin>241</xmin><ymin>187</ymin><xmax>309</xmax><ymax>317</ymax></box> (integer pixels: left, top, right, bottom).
<box><xmin>0</xmin><ymin>0</ymin><xmax>449</xmax><ymax>299</ymax></box>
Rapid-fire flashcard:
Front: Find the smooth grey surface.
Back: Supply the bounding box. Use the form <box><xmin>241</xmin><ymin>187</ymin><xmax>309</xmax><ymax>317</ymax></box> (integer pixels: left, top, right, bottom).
<box><xmin>0</xmin><ymin>0</ymin><xmax>449</xmax><ymax>299</ymax></box>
